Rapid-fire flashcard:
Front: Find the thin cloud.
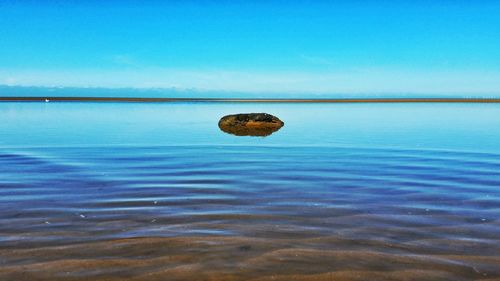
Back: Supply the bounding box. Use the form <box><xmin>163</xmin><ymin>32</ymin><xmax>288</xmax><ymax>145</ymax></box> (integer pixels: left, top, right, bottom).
<box><xmin>108</xmin><ymin>54</ymin><xmax>141</xmax><ymax>67</ymax></box>
<box><xmin>299</xmin><ymin>55</ymin><xmax>337</xmax><ymax>67</ymax></box>
<box><xmin>1</xmin><ymin>68</ymin><xmax>499</xmax><ymax>95</ymax></box>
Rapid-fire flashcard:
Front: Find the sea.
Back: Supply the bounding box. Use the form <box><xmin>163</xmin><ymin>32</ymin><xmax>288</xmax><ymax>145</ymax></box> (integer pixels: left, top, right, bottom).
<box><xmin>1</xmin><ymin>100</ymin><xmax>499</xmax><ymax>280</ymax></box>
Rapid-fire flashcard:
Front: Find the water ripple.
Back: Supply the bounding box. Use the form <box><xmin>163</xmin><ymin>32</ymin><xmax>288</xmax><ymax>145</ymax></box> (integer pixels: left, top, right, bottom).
<box><xmin>0</xmin><ymin>146</ymin><xmax>499</xmax><ymax>280</ymax></box>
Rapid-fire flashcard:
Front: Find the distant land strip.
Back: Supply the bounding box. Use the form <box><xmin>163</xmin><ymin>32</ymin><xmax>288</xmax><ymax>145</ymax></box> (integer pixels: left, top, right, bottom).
<box><xmin>2</xmin><ymin>97</ymin><xmax>500</xmax><ymax>103</ymax></box>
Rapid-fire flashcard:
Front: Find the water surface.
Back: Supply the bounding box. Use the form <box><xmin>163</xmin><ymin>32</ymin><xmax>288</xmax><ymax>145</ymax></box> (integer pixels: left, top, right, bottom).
<box><xmin>0</xmin><ymin>102</ymin><xmax>499</xmax><ymax>280</ymax></box>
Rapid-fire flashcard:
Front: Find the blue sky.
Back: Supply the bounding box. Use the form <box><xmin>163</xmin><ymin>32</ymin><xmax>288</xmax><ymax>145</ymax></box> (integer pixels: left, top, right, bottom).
<box><xmin>1</xmin><ymin>1</ymin><xmax>500</xmax><ymax>95</ymax></box>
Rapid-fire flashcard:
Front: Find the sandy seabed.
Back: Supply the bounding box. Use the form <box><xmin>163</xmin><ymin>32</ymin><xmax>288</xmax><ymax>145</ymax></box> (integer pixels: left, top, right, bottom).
<box><xmin>2</xmin><ymin>234</ymin><xmax>500</xmax><ymax>281</ymax></box>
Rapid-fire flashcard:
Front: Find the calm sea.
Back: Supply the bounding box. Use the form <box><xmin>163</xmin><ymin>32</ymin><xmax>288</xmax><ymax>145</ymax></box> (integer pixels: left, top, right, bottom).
<box><xmin>1</xmin><ymin>102</ymin><xmax>499</xmax><ymax>280</ymax></box>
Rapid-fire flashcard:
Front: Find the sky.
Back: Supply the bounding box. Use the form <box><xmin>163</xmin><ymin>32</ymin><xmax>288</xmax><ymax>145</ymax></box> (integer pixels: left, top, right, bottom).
<box><xmin>1</xmin><ymin>0</ymin><xmax>500</xmax><ymax>95</ymax></box>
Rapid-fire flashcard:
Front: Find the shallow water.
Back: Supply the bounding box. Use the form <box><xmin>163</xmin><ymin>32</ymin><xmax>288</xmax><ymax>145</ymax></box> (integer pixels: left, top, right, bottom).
<box><xmin>1</xmin><ymin>102</ymin><xmax>500</xmax><ymax>280</ymax></box>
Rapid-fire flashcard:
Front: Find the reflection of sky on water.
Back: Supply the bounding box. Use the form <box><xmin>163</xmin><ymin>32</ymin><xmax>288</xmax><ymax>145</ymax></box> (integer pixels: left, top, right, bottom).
<box><xmin>1</xmin><ymin>102</ymin><xmax>500</xmax><ymax>152</ymax></box>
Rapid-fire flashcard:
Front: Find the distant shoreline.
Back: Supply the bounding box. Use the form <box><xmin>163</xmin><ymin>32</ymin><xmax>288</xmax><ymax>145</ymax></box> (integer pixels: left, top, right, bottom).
<box><xmin>2</xmin><ymin>97</ymin><xmax>500</xmax><ymax>103</ymax></box>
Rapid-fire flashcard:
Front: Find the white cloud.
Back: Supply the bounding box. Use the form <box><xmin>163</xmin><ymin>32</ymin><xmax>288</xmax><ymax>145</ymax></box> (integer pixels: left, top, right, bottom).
<box><xmin>1</xmin><ymin>76</ymin><xmax>19</xmax><ymax>86</ymax></box>
<box><xmin>108</xmin><ymin>54</ymin><xmax>140</xmax><ymax>67</ymax></box>
<box><xmin>0</xmin><ymin>68</ymin><xmax>499</xmax><ymax>95</ymax></box>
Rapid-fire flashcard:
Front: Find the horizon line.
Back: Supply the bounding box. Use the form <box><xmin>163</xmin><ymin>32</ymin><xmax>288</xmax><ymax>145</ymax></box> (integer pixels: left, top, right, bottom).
<box><xmin>2</xmin><ymin>97</ymin><xmax>500</xmax><ymax>103</ymax></box>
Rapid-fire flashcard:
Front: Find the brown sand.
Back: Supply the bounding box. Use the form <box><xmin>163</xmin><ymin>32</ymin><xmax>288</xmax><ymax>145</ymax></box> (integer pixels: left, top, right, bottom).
<box><xmin>1</xmin><ymin>236</ymin><xmax>499</xmax><ymax>281</ymax></box>
<box><xmin>2</xmin><ymin>97</ymin><xmax>500</xmax><ymax>103</ymax></box>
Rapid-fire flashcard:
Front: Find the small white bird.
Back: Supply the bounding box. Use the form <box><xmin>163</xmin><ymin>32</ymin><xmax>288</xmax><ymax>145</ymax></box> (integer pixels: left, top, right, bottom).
<box><xmin>45</xmin><ymin>98</ymin><xmax>50</xmax><ymax>103</ymax></box>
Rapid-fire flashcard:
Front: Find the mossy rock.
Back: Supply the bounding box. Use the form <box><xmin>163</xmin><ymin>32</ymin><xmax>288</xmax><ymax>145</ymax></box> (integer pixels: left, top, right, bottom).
<box><xmin>218</xmin><ymin>113</ymin><xmax>284</xmax><ymax>137</ymax></box>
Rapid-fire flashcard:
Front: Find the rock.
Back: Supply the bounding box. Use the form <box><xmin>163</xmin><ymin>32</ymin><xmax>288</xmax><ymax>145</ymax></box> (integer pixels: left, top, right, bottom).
<box><xmin>218</xmin><ymin>113</ymin><xmax>284</xmax><ymax>137</ymax></box>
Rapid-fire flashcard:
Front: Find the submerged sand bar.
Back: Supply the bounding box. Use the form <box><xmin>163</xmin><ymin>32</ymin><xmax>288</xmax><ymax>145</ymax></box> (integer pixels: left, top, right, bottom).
<box><xmin>2</xmin><ymin>97</ymin><xmax>500</xmax><ymax>103</ymax></box>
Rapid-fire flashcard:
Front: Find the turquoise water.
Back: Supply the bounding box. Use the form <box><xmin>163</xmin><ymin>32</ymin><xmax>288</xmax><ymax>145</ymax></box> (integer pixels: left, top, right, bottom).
<box><xmin>1</xmin><ymin>102</ymin><xmax>500</xmax><ymax>150</ymax></box>
<box><xmin>1</xmin><ymin>102</ymin><xmax>499</xmax><ymax>280</ymax></box>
